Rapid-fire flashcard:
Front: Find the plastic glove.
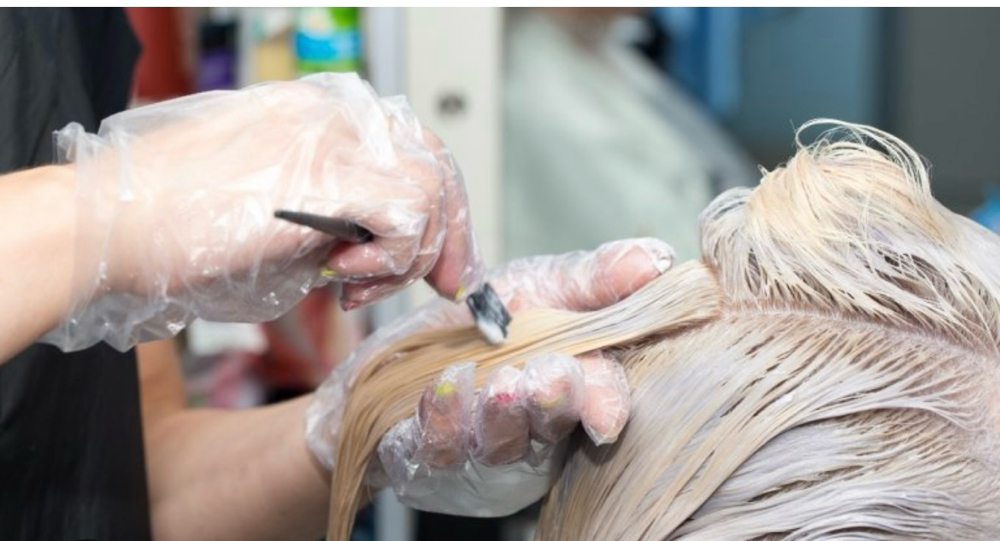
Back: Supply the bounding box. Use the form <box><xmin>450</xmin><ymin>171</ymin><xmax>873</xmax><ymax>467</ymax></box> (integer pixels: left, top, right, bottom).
<box><xmin>42</xmin><ymin>73</ymin><xmax>483</xmax><ymax>352</ymax></box>
<box><xmin>305</xmin><ymin>237</ymin><xmax>674</xmax><ymax>517</ymax></box>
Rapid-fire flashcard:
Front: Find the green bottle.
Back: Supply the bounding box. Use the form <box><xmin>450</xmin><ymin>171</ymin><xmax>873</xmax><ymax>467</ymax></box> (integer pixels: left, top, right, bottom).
<box><xmin>294</xmin><ymin>7</ymin><xmax>360</xmax><ymax>74</ymax></box>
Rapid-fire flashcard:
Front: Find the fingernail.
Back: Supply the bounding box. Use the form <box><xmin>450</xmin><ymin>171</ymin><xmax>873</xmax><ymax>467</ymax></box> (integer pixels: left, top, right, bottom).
<box><xmin>490</xmin><ymin>391</ymin><xmax>516</xmax><ymax>405</ymax></box>
<box><xmin>653</xmin><ymin>253</ymin><xmax>671</xmax><ymax>274</ymax></box>
<box><xmin>585</xmin><ymin>426</ymin><xmax>619</xmax><ymax>446</ymax></box>
<box><xmin>532</xmin><ymin>392</ymin><xmax>567</xmax><ymax>409</ymax></box>
<box><xmin>434</xmin><ymin>380</ymin><xmax>456</xmax><ymax>398</ymax></box>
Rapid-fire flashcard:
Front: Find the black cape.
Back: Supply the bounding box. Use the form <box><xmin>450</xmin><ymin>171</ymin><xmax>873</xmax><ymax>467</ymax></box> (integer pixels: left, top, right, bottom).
<box><xmin>0</xmin><ymin>8</ymin><xmax>151</xmax><ymax>541</ymax></box>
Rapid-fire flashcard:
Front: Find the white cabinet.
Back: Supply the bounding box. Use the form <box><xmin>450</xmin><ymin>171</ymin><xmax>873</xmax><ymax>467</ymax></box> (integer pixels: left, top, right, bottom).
<box><xmin>363</xmin><ymin>7</ymin><xmax>505</xmax><ymax>541</ymax></box>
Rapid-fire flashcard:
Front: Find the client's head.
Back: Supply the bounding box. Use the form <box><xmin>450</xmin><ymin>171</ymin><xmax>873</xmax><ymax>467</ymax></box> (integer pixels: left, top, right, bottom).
<box><xmin>536</xmin><ymin>120</ymin><xmax>1000</xmax><ymax>540</ymax></box>
<box><xmin>325</xmin><ymin>120</ymin><xmax>1000</xmax><ymax>541</ymax></box>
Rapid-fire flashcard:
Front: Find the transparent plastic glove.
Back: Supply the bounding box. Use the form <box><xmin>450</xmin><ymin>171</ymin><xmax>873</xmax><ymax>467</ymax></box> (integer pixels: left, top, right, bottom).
<box><xmin>42</xmin><ymin>73</ymin><xmax>483</xmax><ymax>352</ymax></box>
<box><xmin>305</xmin><ymin>238</ymin><xmax>674</xmax><ymax>517</ymax></box>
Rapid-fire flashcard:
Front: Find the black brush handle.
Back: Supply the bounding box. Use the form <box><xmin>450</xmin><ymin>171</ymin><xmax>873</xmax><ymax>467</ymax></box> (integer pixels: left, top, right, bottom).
<box><xmin>278</xmin><ymin>208</ymin><xmax>512</xmax><ymax>343</ymax></box>
<box><xmin>274</xmin><ymin>210</ymin><xmax>374</xmax><ymax>244</ymax></box>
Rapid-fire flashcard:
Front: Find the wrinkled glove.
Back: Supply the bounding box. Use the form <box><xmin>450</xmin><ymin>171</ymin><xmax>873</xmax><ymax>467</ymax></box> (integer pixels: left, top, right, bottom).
<box><xmin>42</xmin><ymin>73</ymin><xmax>483</xmax><ymax>352</ymax></box>
<box><xmin>305</xmin><ymin>238</ymin><xmax>674</xmax><ymax>517</ymax></box>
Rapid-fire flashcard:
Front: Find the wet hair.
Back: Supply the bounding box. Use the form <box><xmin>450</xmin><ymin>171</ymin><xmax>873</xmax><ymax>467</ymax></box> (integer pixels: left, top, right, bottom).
<box><xmin>327</xmin><ymin>121</ymin><xmax>1000</xmax><ymax>540</ymax></box>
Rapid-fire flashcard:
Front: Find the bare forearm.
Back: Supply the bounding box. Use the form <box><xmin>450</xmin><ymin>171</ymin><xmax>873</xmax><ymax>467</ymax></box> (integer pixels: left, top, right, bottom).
<box><xmin>0</xmin><ymin>166</ymin><xmax>75</xmax><ymax>363</ymax></box>
<box><xmin>145</xmin><ymin>395</ymin><xmax>334</xmax><ymax>541</ymax></box>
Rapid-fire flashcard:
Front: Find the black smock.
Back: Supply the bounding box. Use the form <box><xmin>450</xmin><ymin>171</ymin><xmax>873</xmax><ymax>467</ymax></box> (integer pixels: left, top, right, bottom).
<box><xmin>0</xmin><ymin>8</ymin><xmax>151</xmax><ymax>541</ymax></box>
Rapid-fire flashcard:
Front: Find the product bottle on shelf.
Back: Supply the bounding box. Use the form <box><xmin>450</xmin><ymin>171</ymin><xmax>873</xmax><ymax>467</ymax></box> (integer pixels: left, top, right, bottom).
<box><xmin>294</xmin><ymin>7</ymin><xmax>362</xmax><ymax>74</ymax></box>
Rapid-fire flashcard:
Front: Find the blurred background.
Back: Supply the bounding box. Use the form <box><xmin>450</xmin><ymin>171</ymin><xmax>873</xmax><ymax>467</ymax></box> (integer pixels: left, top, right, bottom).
<box><xmin>122</xmin><ymin>7</ymin><xmax>1000</xmax><ymax>541</ymax></box>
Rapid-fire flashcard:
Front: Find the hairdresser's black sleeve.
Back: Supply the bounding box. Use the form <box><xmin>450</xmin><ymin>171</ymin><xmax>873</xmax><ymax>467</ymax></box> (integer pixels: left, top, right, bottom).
<box><xmin>0</xmin><ymin>8</ymin><xmax>151</xmax><ymax>541</ymax></box>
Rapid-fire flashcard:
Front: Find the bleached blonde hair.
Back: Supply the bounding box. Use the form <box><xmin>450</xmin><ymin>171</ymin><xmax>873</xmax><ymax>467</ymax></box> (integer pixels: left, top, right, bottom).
<box><xmin>325</xmin><ymin>121</ymin><xmax>1000</xmax><ymax>540</ymax></box>
<box><xmin>535</xmin><ymin>120</ymin><xmax>1000</xmax><ymax>540</ymax></box>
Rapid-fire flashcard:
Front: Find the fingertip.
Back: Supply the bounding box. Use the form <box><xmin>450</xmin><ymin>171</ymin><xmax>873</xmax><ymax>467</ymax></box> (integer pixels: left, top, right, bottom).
<box><xmin>585</xmin><ymin>238</ymin><xmax>676</xmax><ymax>309</ymax></box>
<box><xmin>522</xmin><ymin>354</ymin><xmax>584</xmax><ymax>443</ymax></box>
<box><xmin>473</xmin><ymin>366</ymin><xmax>530</xmax><ymax>466</ymax></box>
<box><xmin>597</xmin><ymin>238</ymin><xmax>674</xmax><ymax>280</ymax></box>
<box><xmin>376</xmin><ymin>416</ymin><xmax>420</xmax><ymax>488</ymax></box>
<box><xmin>424</xmin><ymin>156</ymin><xmax>484</xmax><ymax>300</ymax></box>
<box><xmin>426</xmin><ymin>242</ymin><xmax>485</xmax><ymax>301</ymax></box>
<box><xmin>415</xmin><ymin>362</ymin><xmax>475</xmax><ymax>469</ymax></box>
<box><xmin>578</xmin><ymin>353</ymin><xmax>631</xmax><ymax>446</ymax></box>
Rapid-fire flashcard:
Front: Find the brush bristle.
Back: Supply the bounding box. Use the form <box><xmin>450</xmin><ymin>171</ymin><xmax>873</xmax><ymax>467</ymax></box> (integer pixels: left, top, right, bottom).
<box><xmin>466</xmin><ymin>283</ymin><xmax>512</xmax><ymax>345</ymax></box>
<box><xmin>476</xmin><ymin>318</ymin><xmax>507</xmax><ymax>345</ymax></box>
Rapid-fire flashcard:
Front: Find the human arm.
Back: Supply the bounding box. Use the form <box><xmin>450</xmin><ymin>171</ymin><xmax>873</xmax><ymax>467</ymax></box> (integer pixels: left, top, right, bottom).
<box><xmin>2</xmin><ymin>73</ymin><xmax>482</xmax><ymax>363</ymax></box>
<box><xmin>0</xmin><ymin>165</ymin><xmax>76</xmax><ymax>363</ymax></box>
<box><xmin>138</xmin><ymin>338</ymin><xmax>337</xmax><ymax>541</ymax></box>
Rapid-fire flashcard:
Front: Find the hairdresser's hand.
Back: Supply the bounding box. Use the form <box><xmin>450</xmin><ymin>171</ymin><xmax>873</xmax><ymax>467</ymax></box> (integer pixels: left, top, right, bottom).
<box><xmin>305</xmin><ymin>238</ymin><xmax>674</xmax><ymax>517</ymax></box>
<box><xmin>43</xmin><ymin>72</ymin><xmax>483</xmax><ymax>353</ymax></box>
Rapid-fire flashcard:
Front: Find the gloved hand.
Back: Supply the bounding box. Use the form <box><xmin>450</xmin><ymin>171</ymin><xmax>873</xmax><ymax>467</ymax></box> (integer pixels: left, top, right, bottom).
<box><xmin>42</xmin><ymin>73</ymin><xmax>483</xmax><ymax>352</ymax></box>
<box><xmin>305</xmin><ymin>238</ymin><xmax>674</xmax><ymax>517</ymax></box>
